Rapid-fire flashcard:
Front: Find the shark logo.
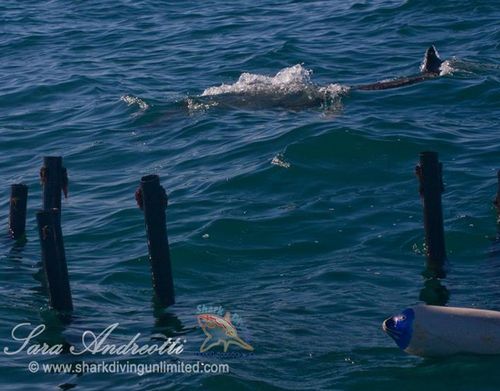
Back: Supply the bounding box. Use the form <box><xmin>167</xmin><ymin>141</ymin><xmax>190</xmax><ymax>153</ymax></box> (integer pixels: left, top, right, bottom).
<box><xmin>197</xmin><ymin>312</ymin><xmax>254</xmax><ymax>353</ymax></box>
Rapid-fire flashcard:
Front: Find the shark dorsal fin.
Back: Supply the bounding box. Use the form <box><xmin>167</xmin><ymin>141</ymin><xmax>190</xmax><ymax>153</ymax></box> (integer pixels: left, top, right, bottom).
<box><xmin>223</xmin><ymin>312</ymin><xmax>232</xmax><ymax>323</ymax></box>
<box><xmin>421</xmin><ymin>45</ymin><xmax>443</xmax><ymax>75</ymax></box>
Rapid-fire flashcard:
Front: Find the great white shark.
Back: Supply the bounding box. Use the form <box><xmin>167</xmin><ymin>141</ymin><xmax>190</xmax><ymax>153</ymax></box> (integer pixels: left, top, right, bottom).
<box><xmin>180</xmin><ymin>45</ymin><xmax>448</xmax><ymax>111</ymax></box>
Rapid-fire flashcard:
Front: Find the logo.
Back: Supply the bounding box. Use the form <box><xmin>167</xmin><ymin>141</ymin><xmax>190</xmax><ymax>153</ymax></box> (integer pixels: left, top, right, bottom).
<box><xmin>3</xmin><ymin>323</ymin><xmax>185</xmax><ymax>357</ymax></box>
<box><xmin>196</xmin><ymin>305</ymin><xmax>253</xmax><ymax>353</ymax></box>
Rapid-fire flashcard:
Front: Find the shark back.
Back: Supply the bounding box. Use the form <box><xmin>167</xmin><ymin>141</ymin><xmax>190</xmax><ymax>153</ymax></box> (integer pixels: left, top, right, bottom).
<box><xmin>355</xmin><ymin>46</ymin><xmax>444</xmax><ymax>91</ymax></box>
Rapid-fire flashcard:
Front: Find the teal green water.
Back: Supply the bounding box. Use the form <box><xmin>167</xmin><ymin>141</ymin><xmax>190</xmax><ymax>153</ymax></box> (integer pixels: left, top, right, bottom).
<box><xmin>1</xmin><ymin>1</ymin><xmax>500</xmax><ymax>389</ymax></box>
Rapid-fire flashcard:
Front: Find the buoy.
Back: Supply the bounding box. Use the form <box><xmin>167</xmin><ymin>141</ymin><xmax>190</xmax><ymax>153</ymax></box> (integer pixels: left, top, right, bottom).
<box><xmin>383</xmin><ymin>304</ymin><xmax>500</xmax><ymax>356</ymax></box>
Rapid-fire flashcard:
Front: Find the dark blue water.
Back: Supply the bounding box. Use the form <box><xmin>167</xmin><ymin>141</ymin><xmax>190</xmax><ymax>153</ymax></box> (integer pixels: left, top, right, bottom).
<box><xmin>1</xmin><ymin>0</ymin><xmax>500</xmax><ymax>389</ymax></box>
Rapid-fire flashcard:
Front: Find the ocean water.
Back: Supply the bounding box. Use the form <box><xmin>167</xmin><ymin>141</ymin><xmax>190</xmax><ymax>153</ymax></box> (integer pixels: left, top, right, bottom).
<box><xmin>1</xmin><ymin>0</ymin><xmax>500</xmax><ymax>389</ymax></box>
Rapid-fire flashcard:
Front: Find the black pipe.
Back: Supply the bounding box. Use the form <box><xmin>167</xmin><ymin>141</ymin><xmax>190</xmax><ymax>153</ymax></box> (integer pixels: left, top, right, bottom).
<box><xmin>9</xmin><ymin>184</ymin><xmax>28</xmax><ymax>241</ymax></box>
<box><xmin>416</xmin><ymin>151</ymin><xmax>447</xmax><ymax>278</ymax></box>
<box><xmin>137</xmin><ymin>174</ymin><xmax>175</xmax><ymax>307</ymax></box>
<box><xmin>40</xmin><ymin>156</ymin><xmax>68</xmax><ymax>212</ymax></box>
<box><xmin>494</xmin><ymin>170</ymin><xmax>500</xmax><ymax>219</ymax></box>
<box><xmin>419</xmin><ymin>277</ymin><xmax>450</xmax><ymax>306</ymax></box>
<box><xmin>36</xmin><ymin>209</ymin><xmax>73</xmax><ymax>312</ymax></box>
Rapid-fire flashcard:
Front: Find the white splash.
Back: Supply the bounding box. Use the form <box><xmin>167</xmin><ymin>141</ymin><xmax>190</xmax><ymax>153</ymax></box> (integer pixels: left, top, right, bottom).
<box><xmin>196</xmin><ymin>65</ymin><xmax>349</xmax><ymax>111</ymax></box>
<box><xmin>201</xmin><ymin>64</ymin><xmax>315</xmax><ymax>96</ymax></box>
<box><xmin>120</xmin><ymin>95</ymin><xmax>149</xmax><ymax>111</ymax></box>
<box><xmin>439</xmin><ymin>60</ymin><xmax>455</xmax><ymax>76</ymax></box>
<box><xmin>318</xmin><ymin>83</ymin><xmax>351</xmax><ymax>97</ymax></box>
<box><xmin>271</xmin><ymin>154</ymin><xmax>291</xmax><ymax>169</ymax></box>
<box><xmin>186</xmin><ymin>98</ymin><xmax>218</xmax><ymax>111</ymax></box>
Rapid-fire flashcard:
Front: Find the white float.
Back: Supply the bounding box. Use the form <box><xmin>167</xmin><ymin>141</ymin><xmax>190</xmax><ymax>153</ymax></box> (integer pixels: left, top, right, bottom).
<box><xmin>383</xmin><ymin>304</ymin><xmax>500</xmax><ymax>356</ymax></box>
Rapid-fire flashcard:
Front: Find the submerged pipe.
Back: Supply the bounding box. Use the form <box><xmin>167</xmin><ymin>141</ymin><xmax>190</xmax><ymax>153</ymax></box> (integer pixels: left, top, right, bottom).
<box><xmin>136</xmin><ymin>175</ymin><xmax>175</xmax><ymax>307</ymax></box>
<box><xmin>416</xmin><ymin>151</ymin><xmax>447</xmax><ymax>278</ymax></box>
<box><xmin>36</xmin><ymin>209</ymin><xmax>73</xmax><ymax>312</ymax></box>
<box><xmin>9</xmin><ymin>184</ymin><xmax>28</xmax><ymax>241</ymax></box>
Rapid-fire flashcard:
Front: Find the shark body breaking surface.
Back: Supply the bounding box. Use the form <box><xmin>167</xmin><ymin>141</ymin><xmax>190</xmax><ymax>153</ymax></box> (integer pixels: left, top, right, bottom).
<box><xmin>189</xmin><ymin>45</ymin><xmax>448</xmax><ymax>111</ymax></box>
